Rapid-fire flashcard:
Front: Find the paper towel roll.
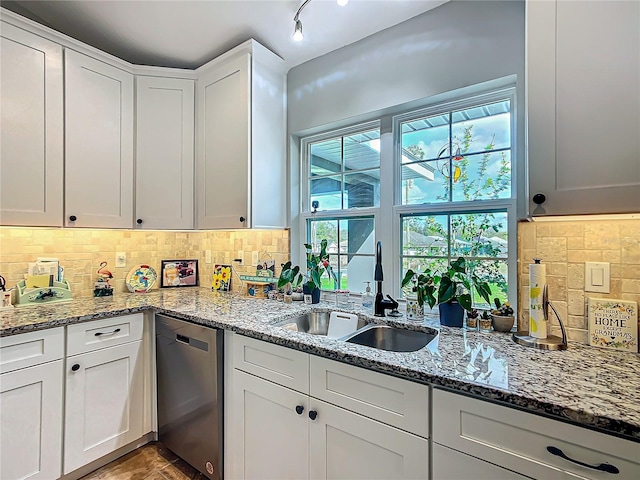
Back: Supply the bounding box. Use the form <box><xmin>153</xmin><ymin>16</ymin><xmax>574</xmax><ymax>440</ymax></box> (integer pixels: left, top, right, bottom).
<box><xmin>529</xmin><ymin>261</ymin><xmax>547</xmax><ymax>339</ymax></box>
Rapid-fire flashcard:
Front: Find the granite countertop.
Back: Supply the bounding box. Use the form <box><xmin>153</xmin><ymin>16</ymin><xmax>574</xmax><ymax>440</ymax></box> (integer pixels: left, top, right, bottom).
<box><xmin>1</xmin><ymin>288</ymin><xmax>639</xmax><ymax>442</ymax></box>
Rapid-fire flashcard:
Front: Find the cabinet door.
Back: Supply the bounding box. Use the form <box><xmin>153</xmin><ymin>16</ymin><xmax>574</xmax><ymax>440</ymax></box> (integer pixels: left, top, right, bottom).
<box><xmin>527</xmin><ymin>0</ymin><xmax>640</xmax><ymax>215</ymax></box>
<box><xmin>0</xmin><ymin>22</ymin><xmax>63</xmax><ymax>227</ymax></box>
<box><xmin>228</xmin><ymin>370</ymin><xmax>308</xmax><ymax>480</ymax></box>
<box><xmin>136</xmin><ymin>76</ymin><xmax>194</xmax><ymax>229</ymax></box>
<box><xmin>64</xmin><ymin>341</ymin><xmax>143</xmax><ymax>474</ymax></box>
<box><xmin>432</xmin><ymin>443</ymin><xmax>530</xmax><ymax>480</ymax></box>
<box><xmin>65</xmin><ymin>49</ymin><xmax>134</xmax><ymax>228</ymax></box>
<box><xmin>197</xmin><ymin>55</ymin><xmax>251</xmax><ymax>229</ymax></box>
<box><xmin>309</xmin><ymin>399</ymin><xmax>428</xmax><ymax>480</ymax></box>
<box><xmin>0</xmin><ymin>360</ymin><xmax>63</xmax><ymax>480</ymax></box>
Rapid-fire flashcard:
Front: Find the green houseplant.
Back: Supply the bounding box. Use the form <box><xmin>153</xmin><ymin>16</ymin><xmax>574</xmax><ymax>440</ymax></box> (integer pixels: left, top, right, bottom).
<box><xmin>402</xmin><ymin>257</ymin><xmax>492</xmax><ymax>327</ymax></box>
<box><xmin>278</xmin><ymin>239</ymin><xmax>337</xmax><ymax>304</ymax></box>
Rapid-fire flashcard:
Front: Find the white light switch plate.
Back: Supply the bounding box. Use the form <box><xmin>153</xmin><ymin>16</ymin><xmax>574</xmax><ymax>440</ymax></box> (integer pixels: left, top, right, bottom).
<box><xmin>585</xmin><ymin>262</ymin><xmax>610</xmax><ymax>293</ymax></box>
<box><xmin>116</xmin><ymin>252</ymin><xmax>126</xmax><ymax>268</ymax></box>
<box><xmin>205</xmin><ymin>250</ymin><xmax>212</xmax><ymax>264</ymax></box>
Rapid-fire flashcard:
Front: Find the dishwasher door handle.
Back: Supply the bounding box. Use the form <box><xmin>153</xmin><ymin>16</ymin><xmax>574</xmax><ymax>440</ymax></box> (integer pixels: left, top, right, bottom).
<box><xmin>175</xmin><ymin>333</ymin><xmax>209</xmax><ymax>352</ymax></box>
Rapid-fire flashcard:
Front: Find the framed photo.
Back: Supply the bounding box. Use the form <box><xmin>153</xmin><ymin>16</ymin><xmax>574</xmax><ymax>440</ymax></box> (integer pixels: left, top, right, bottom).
<box><xmin>161</xmin><ymin>259</ymin><xmax>199</xmax><ymax>288</ymax></box>
<box><xmin>256</xmin><ymin>260</ymin><xmax>275</xmax><ymax>277</ymax></box>
<box><xmin>213</xmin><ymin>264</ymin><xmax>232</xmax><ymax>291</ymax></box>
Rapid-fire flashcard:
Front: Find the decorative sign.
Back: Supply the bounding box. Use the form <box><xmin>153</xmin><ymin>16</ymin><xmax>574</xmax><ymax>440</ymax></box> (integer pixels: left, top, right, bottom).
<box><xmin>213</xmin><ymin>264</ymin><xmax>231</xmax><ymax>291</ymax></box>
<box><xmin>588</xmin><ymin>298</ymin><xmax>638</xmax><ymax>352</ymax></box>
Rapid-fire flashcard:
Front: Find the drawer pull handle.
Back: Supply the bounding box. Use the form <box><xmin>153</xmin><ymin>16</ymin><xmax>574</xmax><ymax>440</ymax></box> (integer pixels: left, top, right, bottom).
<box><xmin>94</xmin><ymin>328</ymin><xmax>121</xmax><ymax>337</ymax></box>
<box><xmin>546</xmin><ymin>446</ymin><xmax>619</xmax><ymax>474</ymax></box>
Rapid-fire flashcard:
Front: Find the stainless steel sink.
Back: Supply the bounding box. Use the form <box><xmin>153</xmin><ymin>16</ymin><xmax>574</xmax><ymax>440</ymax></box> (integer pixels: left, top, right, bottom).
<box><xmin>343</xmin><ymin>324</ymin><xmax>437</xmax><ymax>352</ymax></box>
<box><xmin>275</xmin><ymin>311</ymin><xmax>367</xmax><ymax>336</ymax></box>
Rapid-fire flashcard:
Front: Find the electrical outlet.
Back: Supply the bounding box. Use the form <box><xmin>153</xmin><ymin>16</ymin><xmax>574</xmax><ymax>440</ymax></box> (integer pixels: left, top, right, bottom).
<box><xmin>251</xmin><ymin>251</ymin><xmax>259</xmax><ymax>266</ymax></box>
<box><xmin>205</xmin><ymin>250</ymin><xmax>212</xmax><ymax>264</ymax></box>
<box><xmin>237</xmin><ymin>251</ymin><xmax>244</xmax><ymax>263</ymax></box>
<box><xmin>116</xmin><ymin>252</ymin><xmax>126</xmax><ymax>268</ymax></box>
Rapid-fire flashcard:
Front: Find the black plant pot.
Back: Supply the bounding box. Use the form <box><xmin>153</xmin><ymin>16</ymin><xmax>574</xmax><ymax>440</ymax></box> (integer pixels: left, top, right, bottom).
<box><xmin>439</xmin><ymin>301</ymin><xmax>464</xmax><ymax>327</ymax></box>
<box><xmin>303</xmin><ymin>284</ymin><xmax>321</xmax><ymax>304</ymax></box>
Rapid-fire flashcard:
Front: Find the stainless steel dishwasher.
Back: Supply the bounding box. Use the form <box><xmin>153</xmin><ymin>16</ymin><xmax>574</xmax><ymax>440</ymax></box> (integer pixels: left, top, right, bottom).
<box><xmin>156</xmin><ymin>314</ymin><xmax>223</xmax><ymax>480</ymax></box>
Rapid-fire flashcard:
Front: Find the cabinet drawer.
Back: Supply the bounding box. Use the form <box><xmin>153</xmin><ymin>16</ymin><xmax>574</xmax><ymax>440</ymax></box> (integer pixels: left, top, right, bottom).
<box><xmin>67</xmin><ymin>314</ymin><xmax>143</xmax><ymax>356</ymax></box>
<box><xmin>309</xmin><ymin>355</ymin><xmax>429</xmax><ymax>438</ymax></box>
<box><xmin>432</xmin><ymin>443</ymin><xmax>529</xmax><ymax>479</ymax></box>
<box><xmin>432</xmin><ymin>389</ymin><xmax>640</xmax><ymax>479</ymax></box>
<box><xmin>232</xmin><ymin>334</ymin><xmax>309</xmax><ymax>394</ymax></box>
<box><xmin>0</xmin><ymin>327</ymin><xmax>64</xmax><ymax>373</ymax></box>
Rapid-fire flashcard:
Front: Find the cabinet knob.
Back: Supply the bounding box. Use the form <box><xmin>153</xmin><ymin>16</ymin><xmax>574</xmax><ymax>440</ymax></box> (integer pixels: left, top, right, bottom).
<box><xmin>69</xmin><ymin>215</ymin><xmax>77</xmax><ymax>222</ymax></box>
<box><xmin>532</xmin><ymin>193</ymin><xmax>546</xmax><ymax>205</ymax></box>
<box><xmin>308</xmin><ymin>410</ymin><xmax>318</xmax><ymax>421</ymax></box>
<box><xmin>295</xmin><ymin>405</ymin><xmax>304</xmax><ymax>415</ymax></box>
<box><xmin>239</xmin><ymin>216</ymin><xmax>246</xmax><ymax>223</ymax></box>
<box><xmin>71</xmin><ymin>364</ymin><xmax>80</xmax><ymax>372</ymax></box>
<box><xmin>136</xmin><ymin>218</ymin><xmax>143</xmax><ymax>225</ymax></box>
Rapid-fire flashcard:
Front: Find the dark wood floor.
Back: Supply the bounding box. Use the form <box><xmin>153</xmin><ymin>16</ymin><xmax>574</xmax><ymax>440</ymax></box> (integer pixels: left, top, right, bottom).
<box><xmin>80</xmin><ymin>442</ymin><xmax>207</xmax><ymax>480</ymax></box>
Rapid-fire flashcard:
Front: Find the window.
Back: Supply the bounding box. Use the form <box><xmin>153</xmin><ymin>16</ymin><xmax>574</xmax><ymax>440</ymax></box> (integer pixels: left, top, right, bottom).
<box><xmin>396</xmin><ymin>94</ymin><xmax>514</xmax><ymax>308</ymax></box>
<box><xmin>302</xmin><ymin>124</ymin><xmax>380</xmax><ymax>292</ymax></box>
<box><xmin>300</xmin><ymin>88</ymin><xmax>516</xmax><ymax>309</ymax></box>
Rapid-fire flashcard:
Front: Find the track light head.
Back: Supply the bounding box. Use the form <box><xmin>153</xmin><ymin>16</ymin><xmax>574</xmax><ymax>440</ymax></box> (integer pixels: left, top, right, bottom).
<box><xmin>293</xmin><ymin>19</ymin><xmax>304</xmax><ymax>41</ymax></box>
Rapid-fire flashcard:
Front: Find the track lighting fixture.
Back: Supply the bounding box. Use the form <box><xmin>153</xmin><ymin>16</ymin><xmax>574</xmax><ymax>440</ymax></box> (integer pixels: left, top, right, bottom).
<box><xmin>293</xmin><ymin>0</ymin><xmax>311</xmax><ymax>42</ymax></box>
<box><xmin>337</xmin><ymin>0</ymin><xmax>348</xmax><ymax>6</ymax></box>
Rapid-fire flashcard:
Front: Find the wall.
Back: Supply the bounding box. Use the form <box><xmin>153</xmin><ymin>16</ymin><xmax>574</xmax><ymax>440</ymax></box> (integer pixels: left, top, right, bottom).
<box><xmin>518</xmin><ymin>218</ymin><xmax>640</xmax><ymax>343</ymax></box>
<box><xmin>0</xmin><ymin>227</ymin><xmax>290</xmax><ymax>298</ymax></box>
<box><xmin>287</xmin><ymin>0</ymin><xmax>525</xmax><ymax>135</ymax></box>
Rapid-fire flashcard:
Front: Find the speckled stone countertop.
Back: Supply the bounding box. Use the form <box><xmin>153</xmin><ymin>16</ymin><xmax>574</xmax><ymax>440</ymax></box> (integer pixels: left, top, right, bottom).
<box><xmin>2</xmin><ymin>288</ymin><xmax>639</xmax><ymax>442</ymax></box>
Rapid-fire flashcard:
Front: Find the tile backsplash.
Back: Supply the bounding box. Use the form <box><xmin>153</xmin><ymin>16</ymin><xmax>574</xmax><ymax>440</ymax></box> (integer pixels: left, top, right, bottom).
<box><xmin>0</xmin><ymin>227</ymin><xmax>290</xmax><ymax>298</ymax></box>
<box><xmin>518</xmin><ymin>218</ymin><xmax>640</xmax><ymax>343</ymax></box>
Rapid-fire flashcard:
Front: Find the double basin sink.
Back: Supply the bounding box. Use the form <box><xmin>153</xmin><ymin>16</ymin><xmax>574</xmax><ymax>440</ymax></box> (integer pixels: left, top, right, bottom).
<box><xmin>275</xmin><ymin>311</ymin><xmax>437</xmax><ymax>352</ymax></box>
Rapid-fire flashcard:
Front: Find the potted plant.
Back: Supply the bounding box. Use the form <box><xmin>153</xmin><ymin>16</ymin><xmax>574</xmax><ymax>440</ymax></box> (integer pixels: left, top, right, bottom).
<box><xmin>402</xmin><ymin>257</ymin><xmax>492</xmax><ymax>327</ymax></box>
<box><xmin>490</xmin><ymin>298</ymin><xmax>515</xmax><ymax>332</ymax></box>
<box><xmin>278</xmin><ymin>239</ymin><xmax>337</xmax><ymax>304</ymax></box>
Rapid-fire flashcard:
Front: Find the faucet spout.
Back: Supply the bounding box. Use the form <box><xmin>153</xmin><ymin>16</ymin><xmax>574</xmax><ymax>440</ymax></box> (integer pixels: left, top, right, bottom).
<box><xmin>374</xmin><ymin>241</ymin><xmax>394</xmax><ymax>317</ymax></box>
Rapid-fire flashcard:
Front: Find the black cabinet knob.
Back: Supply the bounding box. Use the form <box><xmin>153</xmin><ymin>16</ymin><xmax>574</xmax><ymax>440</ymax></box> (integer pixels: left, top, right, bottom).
<box><xmin>532</xmin><ymin>193</ymin><xmax>546</xmax><ymax>205</ymax></box>
<box><xmin>69</xmin><ymin>215</ymin><xmax>77</xmax><ymax>222</ymax></box>
<box><xmin>136</xmin><ymin>218</ymin><xmax>143</xmax><ymax>225</ymax></box>
<box><xmin>308</xmin><ymin>410</ymin><xmax>318</xmax><ymax>421</ymax></box>
<box><xmin>71</xmin><ymin>364</ymin><xmax>80</xmax><ymax>372</ymax></box>
<box><xmin>295</xmin><ymin>405</ymin><xmax>304</xmax><ymax>415</ymax></box>
<box><xmin>239</xmin><ymin>216</ymin><xmax>246</xmax><ymax>223</ymax></box>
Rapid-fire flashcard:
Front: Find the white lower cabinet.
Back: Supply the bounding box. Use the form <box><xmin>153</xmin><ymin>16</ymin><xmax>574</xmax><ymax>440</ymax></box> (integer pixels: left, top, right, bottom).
<box><xmin>64</xmin><ymin>331</ymin><xmax>144</xmax><ymax>474</ymax></box>
<box><xmin>432</xmin><ymin>389</ymin><xmax>640</xmax><ymax>479</ymax></box>
<box><xmin>233</xmin><ymin>370</ymin><xmax>309</xmax><ymax>480</ymax></box>
<box><xmin>432</xmin><ymin>443</ymin><xmax>529</xmax><ymax>480</ymax></box>
<box><xmin>226</xmin><ymin>332</ymin><xmax>429</xmax><ymax>480</ymax></box>
<box><xmin>309</xmin><ymin>398</ymin><xmax>428</xmax><ymax>480</ymax></box>
<box><xmin>0</xmin><ymin>360</ymin><xmax>64</xmax><ymax>480</ymax></box>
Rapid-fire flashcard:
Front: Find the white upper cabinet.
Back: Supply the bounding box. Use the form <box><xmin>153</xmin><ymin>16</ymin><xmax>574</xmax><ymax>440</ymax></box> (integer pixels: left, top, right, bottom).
<box><xmin>196</xmin><ymin>40</ymin><xmax>287</xmax><ymax>229</ymax></box>
<box><xmin>0</xmin><ymin>22</ymin><xmax>64</xmax><ymax>227</ymax></box>
<box><xmin>526</xmin><ymin>0</ymin><xmax>640</xmax><ymax>216</ymax></box>
<box><xmin>65</xmin><ymin>49</ymin><xmax>134</xmax><ymax>228</ymax></box>
<box><xmin>135</xmin><ymin>76</ymin><xmax>195</xmax><ymax>229</ymax></box>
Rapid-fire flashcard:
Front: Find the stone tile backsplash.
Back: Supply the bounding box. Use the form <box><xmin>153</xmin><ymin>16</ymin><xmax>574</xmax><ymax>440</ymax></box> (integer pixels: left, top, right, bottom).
<box><xmin>518</xmin><ymin>218</ymin><xmax>640</xmax><ymax>343</ymax></box>
<box><xmin>0</xmin><ymin>227</ymin><xmax>290</xmax><ymax>298</ymax></box>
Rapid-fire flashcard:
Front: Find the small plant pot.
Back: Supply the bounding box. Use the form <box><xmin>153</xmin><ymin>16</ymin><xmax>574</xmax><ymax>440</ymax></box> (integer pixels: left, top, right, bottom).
<box><xmin>439</xmin><ymin>301</ymin><xmax>464</xmax><ymax>327</ymax></box>
<box><xmin>491</xmin><ymin>314</ymin><xmax>515</xmax><ymax>332</ymax></box>
<box><xmin>303</xmin><ymin>284</ymin><xmax>321</xmax><ymax>304</ymax></box>
<box><xmin>405</xmin><ymin>296</ymin><xmax>424</xmax><ymax>322</ymax></box>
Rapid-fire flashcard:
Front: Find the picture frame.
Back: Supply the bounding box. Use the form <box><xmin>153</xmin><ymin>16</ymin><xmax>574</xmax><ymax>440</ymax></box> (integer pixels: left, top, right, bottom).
<box><xmin>160</xmin><ymin>259</ymin><xmax>199</xmax><ymax>288</ymax></box>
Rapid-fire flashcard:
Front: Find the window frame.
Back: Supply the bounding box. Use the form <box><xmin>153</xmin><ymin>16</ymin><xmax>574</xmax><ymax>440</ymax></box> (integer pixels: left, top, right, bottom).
<box><xmin>299</xmin><ymin>86</ymin><xmax>517</xmax><ymax>311</ymax></box>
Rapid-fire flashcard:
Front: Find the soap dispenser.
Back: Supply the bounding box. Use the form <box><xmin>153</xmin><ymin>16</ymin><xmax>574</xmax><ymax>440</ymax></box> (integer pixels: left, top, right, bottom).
<box><xmin>361</xmin><ymin>281</ymin><xmax>374</xmax><ymax>313</ymax></box>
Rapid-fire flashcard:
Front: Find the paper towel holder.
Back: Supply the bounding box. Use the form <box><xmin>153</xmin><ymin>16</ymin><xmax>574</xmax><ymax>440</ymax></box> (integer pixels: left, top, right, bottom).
<box><xmin>513</xmin><ymin>285</ymin><xmax>568</xmax><ymax>350</ymax></box>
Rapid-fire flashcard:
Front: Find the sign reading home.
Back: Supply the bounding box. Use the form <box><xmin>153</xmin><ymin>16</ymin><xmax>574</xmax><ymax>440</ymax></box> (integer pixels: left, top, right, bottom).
<box><xmin>588</xmin><ymin>298</ymin><xmax>638</xmax><ymax>352</ymax></box>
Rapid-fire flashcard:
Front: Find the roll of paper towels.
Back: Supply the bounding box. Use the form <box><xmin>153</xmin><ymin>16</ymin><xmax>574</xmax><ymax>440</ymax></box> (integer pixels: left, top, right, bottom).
<box><xmin>529</xmin><ymin>261</ymin><xmax>547</xmax><ymax>338</ymax></box>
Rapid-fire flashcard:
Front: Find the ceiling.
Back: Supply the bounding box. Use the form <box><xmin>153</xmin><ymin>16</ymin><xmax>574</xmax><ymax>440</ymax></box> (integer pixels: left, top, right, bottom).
<box><xmin>1</xmin><ymin>0</ymin><xmax>448</xmax><ymax>70</ymax></box>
